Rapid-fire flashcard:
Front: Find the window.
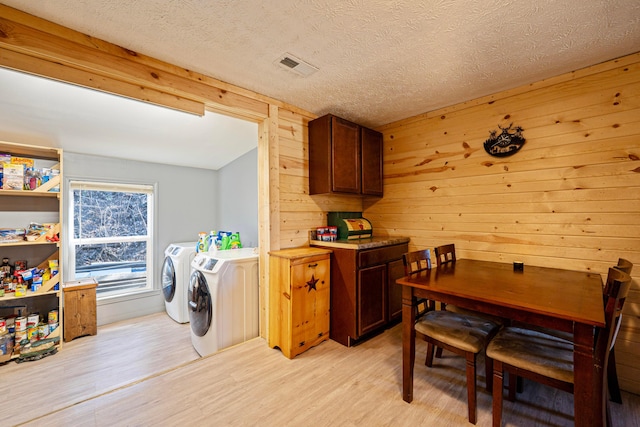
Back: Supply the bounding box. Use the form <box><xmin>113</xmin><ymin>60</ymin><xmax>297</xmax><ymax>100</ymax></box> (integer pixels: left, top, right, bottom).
<box><xmin>68</xmin><ymin>181</ymin><xmax>154</xmax><ymax>298</ymax></box>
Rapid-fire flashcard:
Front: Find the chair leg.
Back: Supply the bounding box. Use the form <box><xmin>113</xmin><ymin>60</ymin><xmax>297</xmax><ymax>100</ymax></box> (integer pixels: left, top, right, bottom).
<box><xmin>425</xmin><ymin>342</ymin><xmax>435</xmax><ymax>367</ymax></box>
<box><xmin>485</xmin><ymin>355</ymin><xmax>493</xmax><ymax>392</ymax></box>
<box><xmin>508</xmin><ymin>371</ymin><xmax>517</xmax><ymax>402</ymax></box>
<box><xmin>607</xmin><ymin>348</ymin><xmax>622</xmax><ymax>404</ymax></box>
<box><xmin>492</xmin><ymin>360</ymin><xmax>504</xmax><ymax>427</ymax></box>
<box><xmin>465</xmin><ymin>352</ymin><xmax>477</xmax><ymax>425</ymax></box>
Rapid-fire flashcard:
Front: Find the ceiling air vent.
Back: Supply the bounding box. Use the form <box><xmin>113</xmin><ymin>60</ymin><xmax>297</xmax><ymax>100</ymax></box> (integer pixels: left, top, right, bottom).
<box><xmin>276</xmin><ymin>53</ymin><xmax>318</xmax><ymax>77</ymax></box>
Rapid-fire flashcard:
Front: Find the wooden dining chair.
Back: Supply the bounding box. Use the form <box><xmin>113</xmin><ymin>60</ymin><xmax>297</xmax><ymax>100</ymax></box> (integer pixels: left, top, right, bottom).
<box><xmin>607</xmin><ymin>258</ymin><xmax>633</xmax><ymax>404</ymax></box>
<box><xmin>403</xmin><ymin>249</ymin><xmax>444</xmax><ymax>359</ymax></box>
<box><xmin>415</xmin><ymin>306</ymin><xmax>501</xmax><ymax>424</ymax></box>
<box><xmin>434</xmin><ymin>243</ymin><xmax>456</xmax><ymax>265</ymax></box>
<box><xmin>433</xmin><ymin>244</ymin><xmax>456</xmax><ymax>313</ymax></box>
<box><xmin>409</xmin><ymin>245</ymin><xmax>501</xmax><ymax>424</ymax></box>
<box><xmin>512</xmin><ymin>257</ymin><xmax>633</xmax><ymax>404</ymax></box>
<box><xmin>402</xmin><ymin>249</ymin><xmax>435</xmax><ymax>318</ymax></box>
<box><xmin>486</xmin><ymin>267</ymin><xmax>633</xmax><ymax>427</ymax></box>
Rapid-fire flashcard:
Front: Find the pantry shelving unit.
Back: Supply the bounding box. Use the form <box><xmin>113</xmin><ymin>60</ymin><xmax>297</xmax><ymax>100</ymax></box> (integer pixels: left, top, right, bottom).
<box><xmin>0</xmin><ymin>141</ymin><xmax>63</xmax><ymax>361</ymax></box>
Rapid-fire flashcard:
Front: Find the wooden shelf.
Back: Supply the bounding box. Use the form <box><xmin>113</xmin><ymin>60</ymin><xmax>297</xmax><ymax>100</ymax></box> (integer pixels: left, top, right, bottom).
<box><xmin>0</xmin><ymin>140</ymin><xmax>63</xmax><ymax>363</ymax></box>
<box><xmin>0</xmin><ymin>289</ymin><xmax>60</xmax><ymax>301</ymax></box>
<box><xmin>0</xmin><ymin>223</ymin><xmax>59</xmax><ymax>247</ymax></box>
<box><xmin>0</xmin><ymin>240</ymin><xmax>59</xmax><ymax>248</ymax></box>
<box><xmin>0</xmin><ymin>140</ymin><xmax>61</xmax><ymax>161</ymax></box>
<box><xmin>0</xmin><ymin>173</ymin><xmax>60</xmax><ymax>197</ymax></box>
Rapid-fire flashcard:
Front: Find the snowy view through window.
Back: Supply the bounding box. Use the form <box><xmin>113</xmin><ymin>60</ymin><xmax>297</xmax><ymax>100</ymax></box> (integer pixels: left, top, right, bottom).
<box><xmin>71</xmin><ymin>183</ymin><xmax>153</xmax><ymax>296</ymax></box>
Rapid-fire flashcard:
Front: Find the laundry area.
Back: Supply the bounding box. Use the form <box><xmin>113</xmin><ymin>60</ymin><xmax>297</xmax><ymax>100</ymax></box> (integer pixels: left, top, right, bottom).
<box><xmin>162</xmin><ymin>234</ymin><xmax>259</xmax><ymax>358</ymax></box>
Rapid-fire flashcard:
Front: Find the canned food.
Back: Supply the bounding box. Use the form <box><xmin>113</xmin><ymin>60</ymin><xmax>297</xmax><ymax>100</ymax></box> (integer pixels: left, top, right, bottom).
<box><xmin>15</xmin><ymin>330</ymin><xmax>28</xmax><ymax>345</ymax></box>
<box><xmin>27</xmin><ymin>325</ymin><xmax>38</xmax><ymax>342</ymax></box>
<box><xmin>15</xmin><ymin>316</ymin><xmax>27</xmax><ymax>331</ymax></box>
<box><xmin>38</xmin><ymin>323</ymin><xmax>49</xmax><ymax>339</ymax></box>
<box><xmin>0</xmin><ymin>318</ymin><xmax>5</xmax><ymax>334</ymax></box>
<box><xmin>48</xmin><ymin>310</ymin><xmax>58</xmax><ymax>324</ymax></box>
<box><xmin>27</xmin><ymin>313</ymin><xmax>39</xmax><ymax>327</ymax></box>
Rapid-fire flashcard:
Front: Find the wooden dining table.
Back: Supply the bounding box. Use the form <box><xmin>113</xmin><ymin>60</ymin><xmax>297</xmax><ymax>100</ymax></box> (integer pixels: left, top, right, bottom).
<box><xmin>397</xmin><ymin>258</ymin><xmax>605</xmax><ymax>427</ymax></box>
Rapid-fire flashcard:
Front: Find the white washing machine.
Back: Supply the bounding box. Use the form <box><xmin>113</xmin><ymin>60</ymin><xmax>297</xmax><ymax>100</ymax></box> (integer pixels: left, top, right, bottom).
<box><xmin>188</xmin><ymin>247</ymin><xmax>259</xmax><ymax>357</ymax></box>
<box><xmin>161</xmin><ymin>242</ymin><xmax>197</xmax><ymax>323</ymax></box>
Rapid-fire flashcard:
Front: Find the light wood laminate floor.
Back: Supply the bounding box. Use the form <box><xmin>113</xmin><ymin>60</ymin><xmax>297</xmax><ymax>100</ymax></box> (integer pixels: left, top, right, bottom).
<box><xmin>2</xmin><ymin>313</ymin><xmax>639</xmax><ymax>426</ymax></box>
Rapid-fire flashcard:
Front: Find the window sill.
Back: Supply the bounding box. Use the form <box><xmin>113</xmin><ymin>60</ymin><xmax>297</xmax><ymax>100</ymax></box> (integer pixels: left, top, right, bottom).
<box><xmin>97</xmin><ymin>288</ymin><xmax>161</xmax><ymax>306</ymax></box>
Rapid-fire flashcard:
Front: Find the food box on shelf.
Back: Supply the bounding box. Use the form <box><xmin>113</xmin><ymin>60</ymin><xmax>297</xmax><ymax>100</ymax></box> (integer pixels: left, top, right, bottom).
<box><xmin>1</xmin><ymin>162</ymin><xmax>24</xmax><ymax>190</ymax></box>
<box><xmin>0</xmin><ymin>228</ymin><xmax>26</xmax><ymax>243</ymax></box>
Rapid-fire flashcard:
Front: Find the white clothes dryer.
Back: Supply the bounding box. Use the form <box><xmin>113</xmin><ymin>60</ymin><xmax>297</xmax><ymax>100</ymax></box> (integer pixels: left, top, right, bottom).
<box><xmin>162</xmin><ymin>242</ymin><xmax>197</xmax><ymax>323</ymax></box>
<box><xmin>188</xmin><ymin>248</ymin><xmax>259</xmax><ymax>357</ymax></box>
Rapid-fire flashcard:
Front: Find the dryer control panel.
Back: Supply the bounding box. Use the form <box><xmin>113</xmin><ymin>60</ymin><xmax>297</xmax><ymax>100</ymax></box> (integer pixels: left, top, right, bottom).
<box><xmin>193</xmin><ymin>253</ymin><xmax>221</xmax><ymax>273</ymax></box>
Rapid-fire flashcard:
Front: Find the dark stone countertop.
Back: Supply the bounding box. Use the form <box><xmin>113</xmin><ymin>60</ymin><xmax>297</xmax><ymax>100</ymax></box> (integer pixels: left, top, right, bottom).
<box><xmin>309</xmin><ymin>236</ymin><xmax>410</xmax><ymax>250</ymax></box>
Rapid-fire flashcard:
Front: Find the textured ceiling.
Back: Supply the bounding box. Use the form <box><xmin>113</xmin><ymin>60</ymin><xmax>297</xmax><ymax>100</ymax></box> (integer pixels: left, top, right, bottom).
<box><xmin>1</xmin><ymin>0</ymin><xmax>639</xmax><ymax>167</ymax></box>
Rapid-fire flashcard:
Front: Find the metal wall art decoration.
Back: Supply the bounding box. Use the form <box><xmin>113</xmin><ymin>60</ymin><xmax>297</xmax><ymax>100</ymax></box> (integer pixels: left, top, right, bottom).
<box><xmin>484</xmin><ymin>123</ymin><xmax>525</xmax><ymax>157</ymax></box>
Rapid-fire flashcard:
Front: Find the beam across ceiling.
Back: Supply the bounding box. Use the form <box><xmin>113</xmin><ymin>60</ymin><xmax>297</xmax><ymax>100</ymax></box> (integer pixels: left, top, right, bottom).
<box><xmin>0</xmin><ymin>4</ymin><xmax>287</xmax><ymax>121</ymax></box>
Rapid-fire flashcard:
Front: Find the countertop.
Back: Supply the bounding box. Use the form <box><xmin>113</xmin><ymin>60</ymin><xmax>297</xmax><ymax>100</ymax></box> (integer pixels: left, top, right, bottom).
<box><xmin>309</xmin><ymin>236</ymin><xmax>410</xmax><ymax>250</ymax></box>
<box><xmin>269</xmin><ymin>247</ymin><xmax>333</xmax><ymax>259</ymax></box>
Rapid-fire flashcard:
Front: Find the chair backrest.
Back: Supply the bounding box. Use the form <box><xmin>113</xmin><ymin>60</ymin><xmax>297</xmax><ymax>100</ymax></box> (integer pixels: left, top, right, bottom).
<box><xmin>616</xmin><ymin>258</ymin><xmax>633</xmax><ymax>275</ymax></box>
<box><xmin>434</xmin><ymin>244</ymin><xmax>456</xmax><ymax>266</ymax></box>
<box><xmin>608</xmin><ymin>259</ymin><xmax>633</xmax><ymax>349</ymax></box>
<box><xmin>403</xmin><ymin>249</ymin><xmax>432</xmax><ymax>275</ymax></box>
<box><xmin>595</xmin><ymin>267</ymin><xmax>632</xmax><ymax>381</ymax></box>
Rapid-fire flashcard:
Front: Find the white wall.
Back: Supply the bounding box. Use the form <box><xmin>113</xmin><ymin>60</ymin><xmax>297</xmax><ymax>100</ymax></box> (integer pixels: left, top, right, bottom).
<box><xmin>63</xmin><ymin>151</ymin><xmax>218</xmax><ymax>325</ymax></box>
<box><xmin>217</xmin><ymin>148</ymin><xmax>258</xmax><ymax>248</ymax></box>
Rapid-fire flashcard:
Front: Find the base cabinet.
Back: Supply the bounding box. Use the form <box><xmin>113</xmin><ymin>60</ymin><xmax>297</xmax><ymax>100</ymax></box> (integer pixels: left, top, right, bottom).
<box><xmin>322</xmin><ymin>242</ymin><xmax>408</xmax><ymax>346</ymax></box>
<box><xmin>63</xmin><ymin>282</ymin><xmax>97</xmax><ymax>342</ymax></box>
<box><xmin>358</xmin><ymin>264</ymin><xmax>386</xmax><ymax>336</ymax></box>
<box><xmin>269</xmin><ymin>247</ymin><xmax>332</xmax><ymax>358</ymax></box>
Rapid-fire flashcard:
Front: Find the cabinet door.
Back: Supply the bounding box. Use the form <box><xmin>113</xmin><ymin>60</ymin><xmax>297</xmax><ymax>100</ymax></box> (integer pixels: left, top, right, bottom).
<box><xmin>357</xmin><ymin>264</ymin><xmax>386</xmax><ymax>336</ymax></box>
<box><xmin>361</xmin><ymin>126</ymin><xmax>383</xmax><ymax>196</ymax></box>
<box><xmin>291</xmin><ymin>258</ymin><xmax>330</xmax><ymax>351</ymax></box>
<box><xmin>387</xmin><ymin>258</ymin><xmax>405</xmax><ymax>322</ymax></box>
<box><xmin>330</xmin><ymin>116</ymin><xmax>361</xmax><ymax>194</ymax></box>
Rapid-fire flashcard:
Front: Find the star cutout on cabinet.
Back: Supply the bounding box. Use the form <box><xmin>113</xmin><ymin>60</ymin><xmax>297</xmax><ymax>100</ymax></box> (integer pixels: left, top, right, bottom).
<box><xmin>306</xmin><ymin>275</ymin><xmax>319</xmax><ymax>292</ymax></box>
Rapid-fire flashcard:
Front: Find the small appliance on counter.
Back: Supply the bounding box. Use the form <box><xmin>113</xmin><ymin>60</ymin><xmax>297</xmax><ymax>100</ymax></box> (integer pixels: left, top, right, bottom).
<box><xmin>327</xmin><ymin>212</ymin><xmax>372</xmax><ymax>240</ymax></box>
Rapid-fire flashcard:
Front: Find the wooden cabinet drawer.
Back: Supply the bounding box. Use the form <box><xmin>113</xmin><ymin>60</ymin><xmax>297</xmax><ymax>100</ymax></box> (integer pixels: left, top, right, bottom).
<box><xmin>358</xmin><ymin>243</ymin><xmax>407</xmax><ymax>268</ymax></box>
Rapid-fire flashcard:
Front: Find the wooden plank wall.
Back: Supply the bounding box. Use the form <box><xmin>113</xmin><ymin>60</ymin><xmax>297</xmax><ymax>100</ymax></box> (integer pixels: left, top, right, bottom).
<box><xmin>365</xmin><ymin>53</ymin><xmax>640</xmax><ymax>394</ymax></box>
<box><xmin>276</xmin><ymin>109</ymin><xmax>362</xmax><ymax>249</ymax></box>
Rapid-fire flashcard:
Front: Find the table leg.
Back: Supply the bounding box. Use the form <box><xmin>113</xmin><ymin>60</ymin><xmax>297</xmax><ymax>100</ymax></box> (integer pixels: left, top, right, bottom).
<box><xmin>573</xmin><ymin>322</ymin><xmax>603</xmax><ymax>427</ymax></box>
<box><xmin>402</xmin><ymin>285</ymin><xmax>416</xmax><ymax>403</ymax></box>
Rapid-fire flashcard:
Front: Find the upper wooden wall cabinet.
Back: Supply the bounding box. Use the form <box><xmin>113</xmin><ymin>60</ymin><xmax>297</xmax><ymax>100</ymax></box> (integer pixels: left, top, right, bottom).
<box><xmin>308</xmin><ymin>114</ymin><xmax>383</xmax><ymax>196</ymax></box>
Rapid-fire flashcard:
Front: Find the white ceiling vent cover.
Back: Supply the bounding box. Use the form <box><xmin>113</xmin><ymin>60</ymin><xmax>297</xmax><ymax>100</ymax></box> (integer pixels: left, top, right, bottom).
<box><xmin>276</xmin><ymin>53</ymin><xmax>319</xmax><ymax>77</ymax></box>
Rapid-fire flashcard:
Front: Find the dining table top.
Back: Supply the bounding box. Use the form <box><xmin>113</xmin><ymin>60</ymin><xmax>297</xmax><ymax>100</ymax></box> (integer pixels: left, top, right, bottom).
<box><xmin>398</xmin><ymin>258</ymin><xmax>605</xmax><ymax>328</ymax></box>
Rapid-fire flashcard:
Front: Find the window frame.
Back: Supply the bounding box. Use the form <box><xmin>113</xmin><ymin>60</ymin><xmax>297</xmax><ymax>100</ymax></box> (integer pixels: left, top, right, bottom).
<box><xmin>67</xmin><ymin>179</ymin><xmax>156</xmax><ymax>300</ymax></box>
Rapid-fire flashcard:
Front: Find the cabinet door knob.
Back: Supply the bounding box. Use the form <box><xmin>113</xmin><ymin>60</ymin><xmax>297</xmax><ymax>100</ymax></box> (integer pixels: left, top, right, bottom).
<box><xmin>308</xmin><ymin>263</ymin><xmax>318</xmax><ymax>268</ymax></box>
